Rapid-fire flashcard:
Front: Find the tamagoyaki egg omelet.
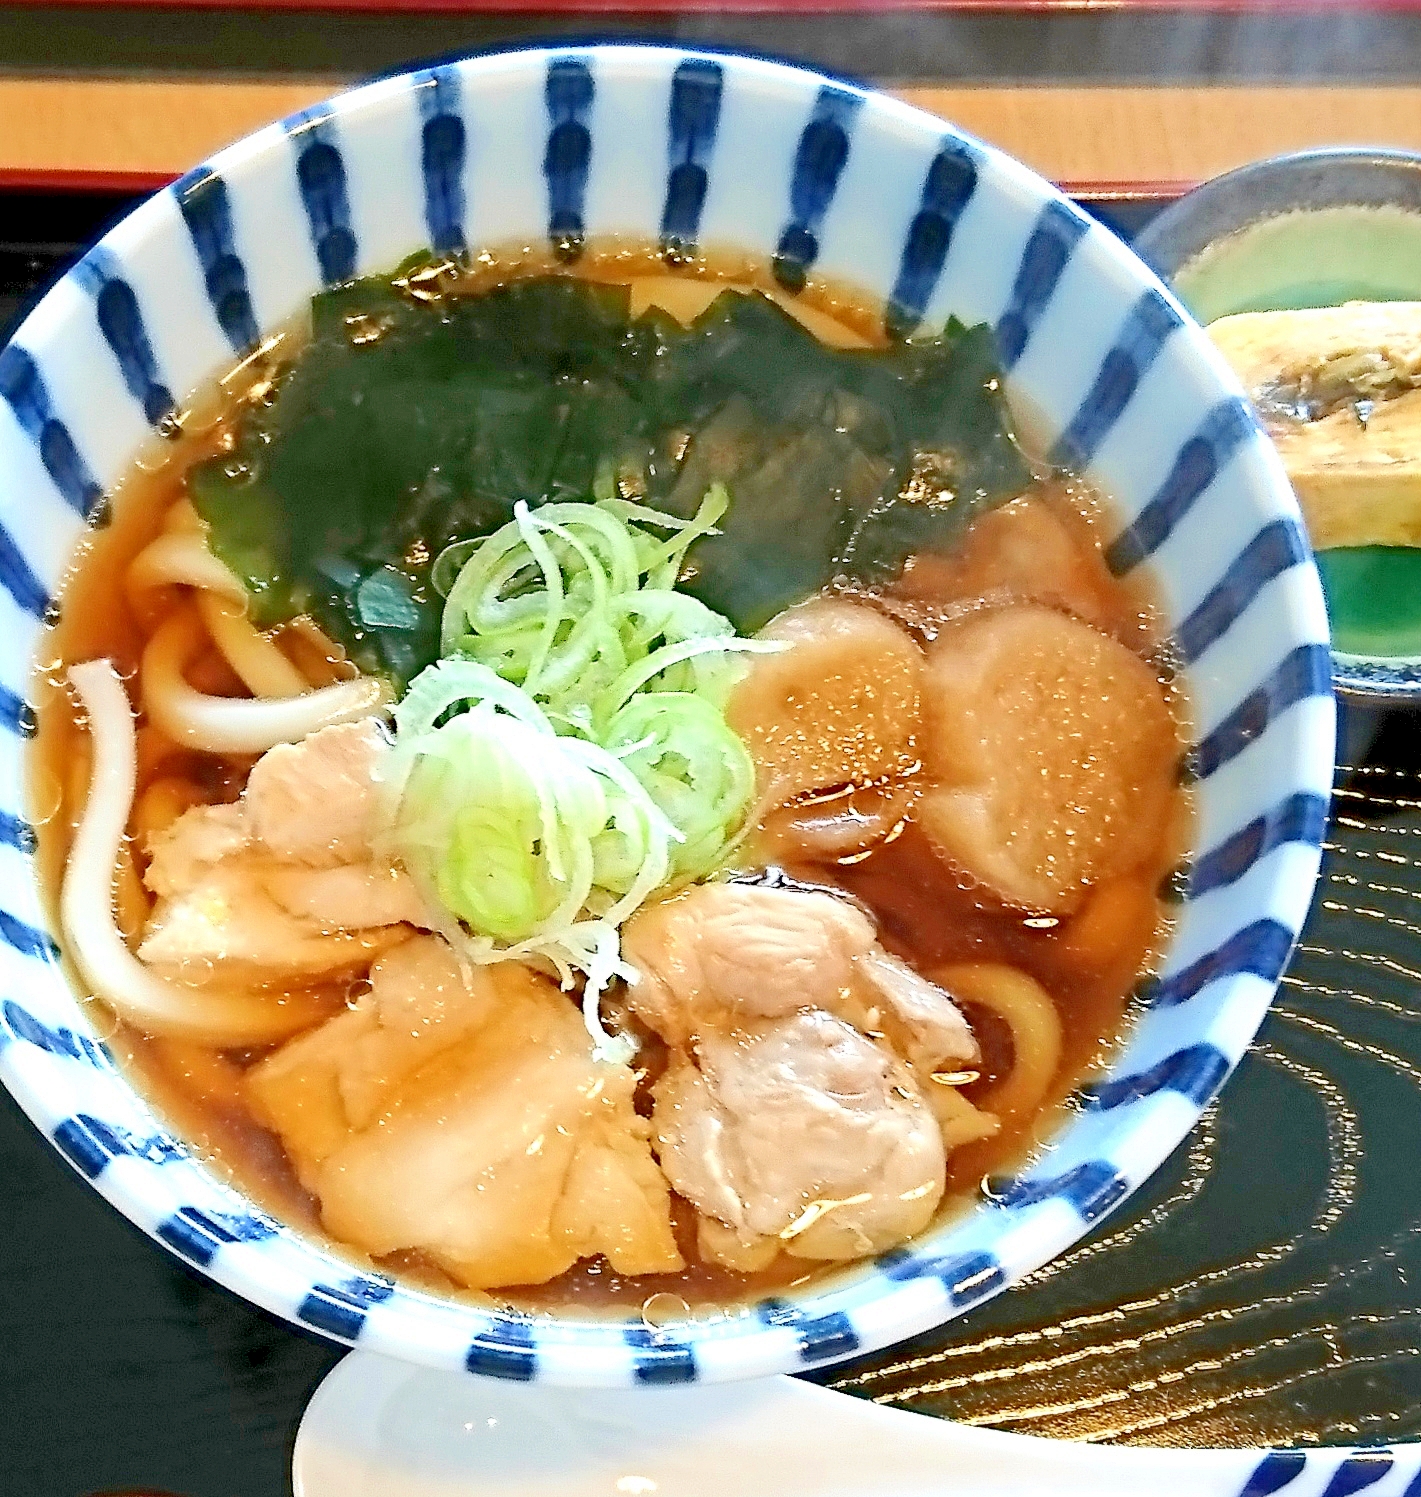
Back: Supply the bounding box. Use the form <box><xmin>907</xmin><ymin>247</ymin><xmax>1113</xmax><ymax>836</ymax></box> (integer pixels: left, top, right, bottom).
<box><xmin>1208</xmin><ymin>301</ymin><xmax>1421</xmax><ymax>550</ymax></box>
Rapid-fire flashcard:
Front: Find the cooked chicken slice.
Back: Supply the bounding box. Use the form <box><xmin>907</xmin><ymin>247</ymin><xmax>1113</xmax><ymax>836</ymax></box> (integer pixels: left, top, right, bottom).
<box><xmin>245</xmin><ymin>1004</ymin><xmax>376</xmax><ymax>1186</ymax></box>
<box><xmin>653</xmin><ymin>1011</ymin><xmax>945</xmax><ymax>1263</ymax></box>
<box><xmin>244</xmin><ymin>717</ymin><xmax>388</xmax><ymax>866</ymax></box>
<box><xmin>728</xmin><ymin>599</ymin><xmax>922</xmax><ymax>807</ymax></box>
<box><xmin>250</xmin><ymin>954</ymin><xmax>682</xmax><ymax>1288</ymax></box>
<box><xmin>260</xmin><ymin>862</ymin><xmax>429</xmax><ymax>931</ymax></box>
<box><xmin>852</xmin><ymin>948</ymin><xmax>979</xmax><ymax>1073</ymax></box>
<box><xmin>143</xmin><ymin>802</ymin><xmax>248</xmax><ymax>898</ymax></box>
<box><xmin>930</xmin><ymin>1084</ymin><xmax>1002</xmax><ymax>1152</ymax></box>
<box><xmin>553</xmin><ymin>1127</ymin><xmax>692</xmax><ymax>1278</ymax></box>
<box><xmin>138</xmin><ymin>719</ymin><xmax>420</xmax><ymax>985</ymax></box>
<box><xmin>919</xmin><ymin>605</ymin><xmax>1176</xmax><ymax>913</ymax></box>
<box><xmin>622</xmin><ymin>882</ymin><xmax>876</xmax><ymax>1046</ymax></box>
<box><xmin>247</xmin><ymin>936</ymin><xmax>500</xmax><ymax>1184</ymax></box>
<box><xmin>333</xmin><ymin>935</ymin><xmax>500</xmax><ymax>1130</ymax></box>
<box><xmin>145</xmin><ymin>717</ymin><xmax>391</xmax><ymax>886</ymax></box>
<box><xmin>834</xmin><ymin>949</ymin><xmax>992</xmax><ymax>1149</ymax></box>
<box><xmin>696</xmin><ymin>1213</ymin><xmax>782</xmax><ymax>1273</ymax></box>
<box><xmin>621</xmin><ymin>882</ymin><xmax>975</xmax><ymax>1074</ymax></box>
<box><xmin>137</xmin><ymin>861</ymin><xmax>404</xmax><ymax>988</ymax></box>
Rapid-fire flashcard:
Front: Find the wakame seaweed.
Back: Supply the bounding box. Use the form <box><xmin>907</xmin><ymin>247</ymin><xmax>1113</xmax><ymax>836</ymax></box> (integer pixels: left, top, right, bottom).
<box><xmin>188</xmin><ymin>270</ymin><xmax>1033</xmax><ymax>685</ymax></box>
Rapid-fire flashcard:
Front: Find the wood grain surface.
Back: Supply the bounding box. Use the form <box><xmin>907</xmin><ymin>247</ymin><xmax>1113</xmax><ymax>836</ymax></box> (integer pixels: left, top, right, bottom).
<box><xmin>2</xmin><ymin>77</ymin><xmax>1420</xmax><ymax>191</ymax></box>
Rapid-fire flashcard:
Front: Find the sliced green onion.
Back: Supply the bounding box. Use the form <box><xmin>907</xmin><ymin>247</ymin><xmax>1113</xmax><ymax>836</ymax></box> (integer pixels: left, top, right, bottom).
<box><xmin>397</xmin><ymin>490</ymin><xmax>777</xmax><ymax>1058</ymax></box>
<box><xmin>386</xmin><ymin>665</ymin><xmax>678</xmax><ymax>973</ymax></box>
<box><xmin>436</xmin><ymin>490</ymin><xmax>741</xmax><ymax>728</ymax></box>
<box><xmin>604</xmin><ymin>692</ymin><xmax>755</xmax><ymax>879</ymax></box>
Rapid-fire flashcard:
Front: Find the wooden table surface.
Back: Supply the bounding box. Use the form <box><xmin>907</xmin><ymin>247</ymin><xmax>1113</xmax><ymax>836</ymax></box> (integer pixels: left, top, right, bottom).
<box><xmin>2</xmin><ymin>3</ymin><xmax>1421</xmax><ymax>194</ymax></box>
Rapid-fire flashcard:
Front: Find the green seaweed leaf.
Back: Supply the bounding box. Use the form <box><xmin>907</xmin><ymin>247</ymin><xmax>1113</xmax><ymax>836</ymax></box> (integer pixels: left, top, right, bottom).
<box><xmin>189</xmin><ymin>271</ymin><xmax>1033</xmax><ymax>685</ymax></box>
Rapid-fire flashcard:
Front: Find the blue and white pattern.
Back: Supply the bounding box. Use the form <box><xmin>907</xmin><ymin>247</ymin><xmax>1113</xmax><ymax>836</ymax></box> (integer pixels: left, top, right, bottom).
<box><xmin>0</xmin><ymin>46</ymin><xmax>1334</xmax><ymax>1393</ymax></box>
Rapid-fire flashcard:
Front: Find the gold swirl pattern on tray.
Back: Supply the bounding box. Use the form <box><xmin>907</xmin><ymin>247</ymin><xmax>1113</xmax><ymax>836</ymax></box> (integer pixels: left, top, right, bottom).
<box><xmin>822</xmin><ymin>761</ymin><xmax>1421</xmax><ymax>1448</ymax></box>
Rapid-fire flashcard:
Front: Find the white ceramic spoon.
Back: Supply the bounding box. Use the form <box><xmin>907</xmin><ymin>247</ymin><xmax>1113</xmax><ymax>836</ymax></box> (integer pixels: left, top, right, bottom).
<box><xmin>293</xmin><ymin>1352</ymin><xmax>1418</xmax><ymax>1497</ymax></box>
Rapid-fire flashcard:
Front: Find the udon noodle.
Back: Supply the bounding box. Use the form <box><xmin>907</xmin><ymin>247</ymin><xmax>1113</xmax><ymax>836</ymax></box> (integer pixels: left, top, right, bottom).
<box><xmin>130</xmin><ymin>512</ymin><xmax>389</xmax><ymax>755</ymax></box>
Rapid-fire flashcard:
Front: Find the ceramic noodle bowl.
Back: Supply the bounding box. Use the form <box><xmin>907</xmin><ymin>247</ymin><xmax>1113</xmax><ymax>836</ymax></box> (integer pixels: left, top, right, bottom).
<box><xmin>0</xmin><ymin>46</ymin><xmax>1332</xmax><ymax>1386</ymax></box>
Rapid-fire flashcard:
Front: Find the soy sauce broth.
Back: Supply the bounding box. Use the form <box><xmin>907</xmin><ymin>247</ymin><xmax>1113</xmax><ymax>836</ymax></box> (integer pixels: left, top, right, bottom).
<box><xmin>29</xmin><ymin>246</ymin><xmax>1191</xmax><ymax>1317</ymax></box>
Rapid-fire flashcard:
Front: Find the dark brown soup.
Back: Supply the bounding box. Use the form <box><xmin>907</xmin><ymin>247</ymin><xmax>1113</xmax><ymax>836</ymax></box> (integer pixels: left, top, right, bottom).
<box><xmin>31</xmin><ymin>252</ymin><xmax>1189</xmax><ymax>1317</ymax></box>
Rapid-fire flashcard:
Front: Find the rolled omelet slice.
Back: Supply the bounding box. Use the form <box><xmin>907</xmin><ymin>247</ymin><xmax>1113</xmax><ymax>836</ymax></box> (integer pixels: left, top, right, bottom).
<box><xmin>1208</xmin><ymin>301</ymin><xmax>1421</xmax><ymax>550</ymax></box>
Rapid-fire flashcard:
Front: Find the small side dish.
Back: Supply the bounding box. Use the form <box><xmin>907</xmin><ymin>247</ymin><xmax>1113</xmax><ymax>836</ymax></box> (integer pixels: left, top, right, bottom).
<box><xmin>1138</xmin><ymin>147</ymin><xmax>1421</xmax><ymax>686</ymax></box>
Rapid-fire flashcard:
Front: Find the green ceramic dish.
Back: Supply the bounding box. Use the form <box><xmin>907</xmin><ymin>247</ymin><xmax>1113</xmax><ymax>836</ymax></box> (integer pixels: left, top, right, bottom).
<box><xmin>1137</xmin><ymin>150</ymin><xmax>1421</xmax><ymax>701</ymax></box>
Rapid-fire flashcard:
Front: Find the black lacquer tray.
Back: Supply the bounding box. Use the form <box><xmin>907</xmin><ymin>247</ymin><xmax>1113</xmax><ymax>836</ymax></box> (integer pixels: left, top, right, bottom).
<box><xmin>2</xmin><ymin>189</ymin><xmax>1417</xmax><ymax>1497</ymax></box>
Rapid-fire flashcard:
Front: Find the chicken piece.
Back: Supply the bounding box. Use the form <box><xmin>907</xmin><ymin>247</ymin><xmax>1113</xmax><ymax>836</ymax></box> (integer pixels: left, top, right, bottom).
<box><xmin>138</xmin><ymin>719</ymin><xmax>420</xmax><ymax>984</ymax></box>
<box><xmin>851</xmin><ymin>949</ymin><xmax>979</xmax><ymax>1073</ymax></box>
<box><xmin>621</xmin><ymin>882</ymin><xmax>876</xmax><ymax>1046</ymax></box>
<box><xmin>919</xmin><ymin>605</ymin><xmax>1176</xmax><ymax>913</ymax></box>
<box><xmin>249</xmin><ymin>952</ymin><xmax>682</xmax><ymax>1288</ymax></box>
<box><xmin>144</xmin><ymin>717</ymin><xmax>390</xmax><ymax>883</ymax></box>
<box><xmin>337</xmin><ymin>936</ymin><xmax>502</xmax><ymax>1129</ymax></box>
<box><xmin>244</xmin><ymin>717</ymin><xmax>388</xmax><ymax>866</ymax></box>
<box><xmin>727</xmin><ymin>599</ymin><xmax>922</xmax><ymax>806</ymax></box>
<box><xmin>833</xmin><ymin>947</ymin><xmax>990</xmax><ymax>1149</ymax></box>
<box><xmin>621</xmin><ymin>882</ymin><xmax>976</xmax><ymax>1078</ymax></box>
<box><xmin>260</xmin><ymin>862</ymin><xmax>429</xmax><ymax>931</ymax></box>
<box><xmin>246</xmin><ymin>937</ymin><xmax>498</xmax><ymax>1186</ymax></box>
<box><xmin>245</xmin><ymin>1003</ymin><xmax>376</xmax><ymax>1186</ymax></box>
<box><xmin>143</xmin><ymin>802</ymin><xmax>248</xmax><ymax>898</ymax></box>
<box><xmin>653</xmin><ymin>1011</ymin><xmax>945</xmax><ymax>1263</ymax></box>
<box><xmin>696</xmin><ymin>1214</ymin><xmax>782</xmax><ymax>1273</ymax></box>
<box><xmin>930</xmin><ymin>1084</ymin><xmax>1002</xmax><ymax>1152</ymax></box>
<box><xmin>552</xmin><ymin>1127</ymin><xmax>689</xmax><ymax>1277</ymax></box>
<box><xmin>137</xmin><ymin>861</ymin><xmax>404</xmax><ymax>987</ymax></box>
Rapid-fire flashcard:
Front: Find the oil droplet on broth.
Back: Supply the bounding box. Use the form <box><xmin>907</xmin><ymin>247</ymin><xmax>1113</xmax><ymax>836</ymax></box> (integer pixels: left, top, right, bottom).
<box><xmin>178</xmin><ymin>954</ymin><xmax>217</xmax><ymax>989</ymax></box>
<box><xmin>29</xmin><ymin>763</ymin><xmax>63</xmax><ymax>828</ymax></box>
<box><xmin>189</xmin><ymin>1130</ymin><xmax>224</xmax><ymax>1169</ymax></box>
<box><xmin>641</xmin><ymin>1292</ymin><xmax>691</xmax><ymax>1329</ymax></box>
<box><xmin>80</xmin><ymin>995</ymin><xmax>120</xmax><ymax>1044</ymax></box>
<box><xmin>133</xmin><ymin>441</ymin><xmax>181</xmax><ymax>475</ymax></box>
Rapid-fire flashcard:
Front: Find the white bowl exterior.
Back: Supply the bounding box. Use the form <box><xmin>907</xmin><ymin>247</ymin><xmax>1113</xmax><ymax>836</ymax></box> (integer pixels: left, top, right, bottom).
<box><xmin>0</xmin><ymin>46</ymin><xmax>1332</xmax><ymax>1388</ymax></box>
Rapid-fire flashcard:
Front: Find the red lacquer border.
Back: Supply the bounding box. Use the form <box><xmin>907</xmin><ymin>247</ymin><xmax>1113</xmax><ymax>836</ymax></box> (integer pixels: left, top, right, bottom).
<box><xmin>1062</xmin><ymin>177</ymin><xmax>1198</xmax><ymax>201</ymax></box>
<box><xmin>0</xmin><ymin>167</ymin><xmax>177</xmax><ymax>196</ymax></box>
<box><xmin>0</xmin><ymin>0</ymin><xmax>1414</xmax><ymax>13</ymax></box>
